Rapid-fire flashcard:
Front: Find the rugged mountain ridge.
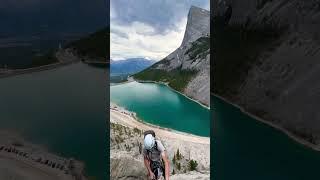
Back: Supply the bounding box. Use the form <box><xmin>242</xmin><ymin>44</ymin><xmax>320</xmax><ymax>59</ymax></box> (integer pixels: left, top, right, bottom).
<box><xmin>111</xmin><ymin>58</ymin><xmax>156</xmax><ymax>75</ymax></box>
<box><xmin>214</xmin><ymin>0</ymin><xmax>320</xmax><ymax>147</ymax></box>
<box><xmin>134</xmin><ymin>6</ymin><xmax>210</xmax><ymax>106</ymax></box>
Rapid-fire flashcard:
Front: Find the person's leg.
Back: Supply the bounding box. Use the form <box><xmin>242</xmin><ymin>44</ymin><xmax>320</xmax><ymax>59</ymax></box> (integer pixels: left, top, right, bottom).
<box><xmin>150</xmin><ymin>161</ymin><xmax>158</xmax><ymax>178</ymax></box>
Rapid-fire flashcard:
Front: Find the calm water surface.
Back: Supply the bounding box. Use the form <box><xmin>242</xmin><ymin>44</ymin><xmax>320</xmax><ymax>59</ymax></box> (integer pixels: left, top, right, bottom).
<box><xmin>110</xmin><ymin>81</ymin><xmax>210</xmax><ymax>137</ymax></box>
<box><xmin>0</xmin><ymin>63</ymin><xmax>107</xmax><ymax>180</ymax></box>
<box><xmin>213</xmin><ymin>96</ymin><xmax>320</xmax><ymax>180</ymax></box>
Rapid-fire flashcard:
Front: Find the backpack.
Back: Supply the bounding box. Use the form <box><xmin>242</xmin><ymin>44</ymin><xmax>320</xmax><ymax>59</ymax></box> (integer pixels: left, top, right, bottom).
<box><xmin>148</xmin><ymin>141</ymin><xmax>165</xmax><ymax>179</ymax></box>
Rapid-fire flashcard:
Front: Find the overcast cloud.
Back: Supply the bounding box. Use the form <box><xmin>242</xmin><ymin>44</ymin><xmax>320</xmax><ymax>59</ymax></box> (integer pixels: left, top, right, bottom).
<box><xmin>111</xmin><ymin>0</ymin><xmax>209</xmax><ymax>61</ymax></box>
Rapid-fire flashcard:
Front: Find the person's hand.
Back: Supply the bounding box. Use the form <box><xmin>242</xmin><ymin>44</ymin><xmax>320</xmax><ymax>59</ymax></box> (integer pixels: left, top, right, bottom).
<box><xmin>148</xmin><ymin>171</ymin><xmax>156</xmax><ymax>180</ymax></box>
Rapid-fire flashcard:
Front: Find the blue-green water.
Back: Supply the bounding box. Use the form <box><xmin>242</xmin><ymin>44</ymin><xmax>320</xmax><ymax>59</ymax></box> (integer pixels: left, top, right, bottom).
<box><xmin>0</xmin><ymin>63</ymin><xmax>107</xmax><ymax>180</ymax></box>
<box><xmin>213</xmin><ymin>96</ymin><xmax>320</xmax><ymax>180</ymax></box>
<box><xmin>110</xmin><ymin>81</ymin><xmax>210</xmax><ymax>137</ymax></box>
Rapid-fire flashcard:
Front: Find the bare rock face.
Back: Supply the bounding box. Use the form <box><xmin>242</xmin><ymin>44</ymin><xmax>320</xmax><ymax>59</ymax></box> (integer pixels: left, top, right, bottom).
<box><xmin>171</xmin><ymin>171</ymin><xmax>210</xmax><ymax>180</ymax></box>
<box><xmin>181</xmin><ymin>6</ymin><xmax>210</xmax><ymax>47</ymax></box>
<box><xmin>142</xmin><ymin>6</ymin><xmax>210</xmax><ymax>106</ymax></box>
<box><xmin>214</xmin><ymin>0</ymin><xmax>320</xmax><ymax>146</ymax></box>
<box><xmin>110</xmin><ymin>122</ymin><xmax>210</xmax><ymax>179</ymax></box>
<box><xmin>110</xmin><ymin>154</ymin><xmax>146</xmax><ymax>180</ymax></box>
<box><xmin>214</xmin><ymin>0</ymin><xmax>320</xmax><ymax>40</ymax></box>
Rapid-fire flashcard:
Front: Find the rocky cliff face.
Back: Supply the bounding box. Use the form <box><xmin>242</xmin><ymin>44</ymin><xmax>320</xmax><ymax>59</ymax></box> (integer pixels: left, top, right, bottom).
<box><xmin>214</xmin><ymin>0</ymin><xmax>320</xmax><ymax>35</ymax></box>
<box><xmin>214</xmin><ymin>0</ymin><xmax>320</xmax><ymax>146</ymax></box>
<box><xmin>110</xmin><ymin>122</ymin><xmax>210</xmax><ymax>180</ymax></box>
<box><xmin>134</xmin><ymin>6</ymin><xmax>210</xmax><ymax>106</ymax></box>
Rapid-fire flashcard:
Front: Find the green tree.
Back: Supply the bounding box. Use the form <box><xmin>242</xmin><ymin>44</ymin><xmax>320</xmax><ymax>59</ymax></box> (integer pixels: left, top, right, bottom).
<box><xmin>177</xmin><ymin>162</ymin><xmax>181</xmax><ymax>171</ymax></box>
<box><xmin>188</xmin><ymin>159</ymin><xmax>198</xmax><ymax>171</ymax></box>
<box><xmin>172</xmin><ymin>154</ymin><xmax>176</xmax><ymax>165</ymax></box>
<box><xmin>176</xmin><ymin>149</ymin><xmax>182</xmax><ymax>160</ymax></box>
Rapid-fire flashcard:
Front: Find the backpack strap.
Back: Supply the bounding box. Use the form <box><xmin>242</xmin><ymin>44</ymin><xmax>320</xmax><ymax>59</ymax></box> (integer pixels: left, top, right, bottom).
<box><xmin>147</xmin><ymin>141</ymin><xmax>158</xmax><ymax>159</ymax></box>
<box><xmin>147</xmin><ymin>141</ymin><xmax>161</xmax><ymax>161</ymax></box>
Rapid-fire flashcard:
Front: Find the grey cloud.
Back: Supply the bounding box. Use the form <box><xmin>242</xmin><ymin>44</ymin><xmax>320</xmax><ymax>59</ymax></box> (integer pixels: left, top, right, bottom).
<box><xmin>111</xmin><ymin>0</ymin><xmax>209</xmax><ymax>34</ymax></box>
<box><xmin>110</xmin><ymin>29</ymin><xmax>129</xmax><ymax>39</ymax></box>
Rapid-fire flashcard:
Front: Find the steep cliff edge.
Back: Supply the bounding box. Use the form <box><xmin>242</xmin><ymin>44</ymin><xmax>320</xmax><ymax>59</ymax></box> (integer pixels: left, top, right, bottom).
<box><xmin>133</xmin><ymin>6</ymin><xmax>210</xmax><ymax>107</ymax></box>
<box><xmin>213</xmin><ymin>0</ymin><xmax>320</xmax><ymax>148</ymax></box>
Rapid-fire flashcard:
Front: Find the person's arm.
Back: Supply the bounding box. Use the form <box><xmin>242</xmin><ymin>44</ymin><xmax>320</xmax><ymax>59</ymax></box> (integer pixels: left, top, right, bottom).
<box><xmin>144</xmin><ymin>155</ymin><xmax>155</xmax><ymax>179</ymax></box>
<box><xmin>161</xmin><ymin>151</ymin><xmax>170</xmax><ymax>180</ymax></box>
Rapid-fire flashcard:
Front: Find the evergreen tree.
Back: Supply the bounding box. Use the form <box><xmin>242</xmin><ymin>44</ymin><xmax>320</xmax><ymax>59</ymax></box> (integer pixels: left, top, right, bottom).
<box><xmin>188</xmin><ymin>159</ymin><xmax>198</xmax><ymax>171</ymax></box>
<box><xmin>172</xmin><ymin>154</ymin><xmax>176</xmax><ymax>165</ymax></box>
<box><xmin>176</xmin><ymin>149</ymin><xmax>181</xmax><ymax>160</ymax></box>
<box><xmin>177</xmin><ymin>162</ymin><xmax>181</xmax><ymax>171</ymax></box>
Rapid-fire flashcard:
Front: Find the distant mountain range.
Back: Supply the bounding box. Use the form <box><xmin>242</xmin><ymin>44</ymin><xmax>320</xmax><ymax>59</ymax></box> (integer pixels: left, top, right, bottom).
<box><xmin>110</xmin><ymin>58</ymin><xmax>156</xmax><ymax>75</ymax></box>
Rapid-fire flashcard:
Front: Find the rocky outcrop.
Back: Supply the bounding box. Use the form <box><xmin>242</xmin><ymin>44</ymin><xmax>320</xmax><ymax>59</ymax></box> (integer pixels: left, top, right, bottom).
<box><xmin>110</xmin><ymin>116</ymin><xmax>210</xmax><ymax>180</ymax></box>
<box><xmin>214</xmin><ymin>0</ymin><xmax>320</xmax><ymax>147</ymax></box>
<box><xmin>134</xmin><ymin>6</ymin><xmax>210</xmax><ymax>107</ymax></box>
<box><xmin>171</xmin><ymin>171</ymin><xmax>209</xmax><ymax>180</ymax></box>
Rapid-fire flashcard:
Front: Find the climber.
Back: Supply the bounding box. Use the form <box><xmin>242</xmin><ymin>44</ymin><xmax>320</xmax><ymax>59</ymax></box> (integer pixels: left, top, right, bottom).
<box><xmin>143</xmin><ymin>130</ymin><xmax>170</xmax><ymax>180</ymax></box>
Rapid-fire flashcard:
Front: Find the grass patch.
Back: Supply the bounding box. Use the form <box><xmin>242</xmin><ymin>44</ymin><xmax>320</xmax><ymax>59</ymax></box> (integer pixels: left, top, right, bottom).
<box><xmin>133</xmin><ymin>67</ymin><xmax>197</xmax><ymax>92</ymax></box>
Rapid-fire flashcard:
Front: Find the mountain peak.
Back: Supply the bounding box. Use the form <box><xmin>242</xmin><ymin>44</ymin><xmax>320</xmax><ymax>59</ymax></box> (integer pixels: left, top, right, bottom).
<box><xmin>181</xmin><ymin>6</ymin><xmax>210</xmax><ymax>46</ymax></box>
<box><xmin>190</xmin><ymin>5</ymin><xmax>208</xmax><ymax>12</ymax></box>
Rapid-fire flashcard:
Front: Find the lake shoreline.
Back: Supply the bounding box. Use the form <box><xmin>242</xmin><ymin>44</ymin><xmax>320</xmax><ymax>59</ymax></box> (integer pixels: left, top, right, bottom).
<box><xmin>0</xmin><ymin>48</ymin><xmax>106</xmax><ymax>79</ymax></box>
<box><xmin>213</xmin><ymin>93</ymin><xmax>320</xmax><ymax>152</ymax></box>
<box><xmin>0</xmin><ymin>58</ymin><xmax>79</xmax><ymax>79</ymax></box>
<box><xmin>126</xmin><ymin>77</ymin><xmax>210</xmax><ymax>110</ymax></box>
<box><xmin>110</xmin><ymin>102</ymin><xmax>210</xmax><ymax>141</ymax></box>
<box><xmin>0</xmin><ymin>130</ymin><xmax>87</xmax><ymax>180</ymax></box>
<box><xmin>0</xmin><ymin>60</ymin><xmax>104</xmax><ymax>80</ymax></box>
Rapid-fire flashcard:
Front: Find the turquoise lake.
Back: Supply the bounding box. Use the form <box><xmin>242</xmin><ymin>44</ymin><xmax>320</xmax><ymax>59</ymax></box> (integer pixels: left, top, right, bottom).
<box><xmin>0</xmin><ymin>63</ymin><xmax>107</xmax><ymax>180</ymax></box>
<box><xmin>213</xmin><ymin>96</ymin><xmax>320</xmax><ymax>180</ymax></box>
<box><xmin>110</xmin><ymin>81</ymin><xmax>210</xmax><ymax>137</ymax></box>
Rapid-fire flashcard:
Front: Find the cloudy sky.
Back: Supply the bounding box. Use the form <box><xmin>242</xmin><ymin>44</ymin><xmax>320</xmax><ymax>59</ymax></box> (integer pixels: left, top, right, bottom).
<box><xmin>0</xmin><ymin>0</ymin><xmax>107</xmax><ymax>37</ymax></box>
<box><xmin>110</xmin><ymin>0</ymin><xmax>209</xmax><ymax>61</ymax></box>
